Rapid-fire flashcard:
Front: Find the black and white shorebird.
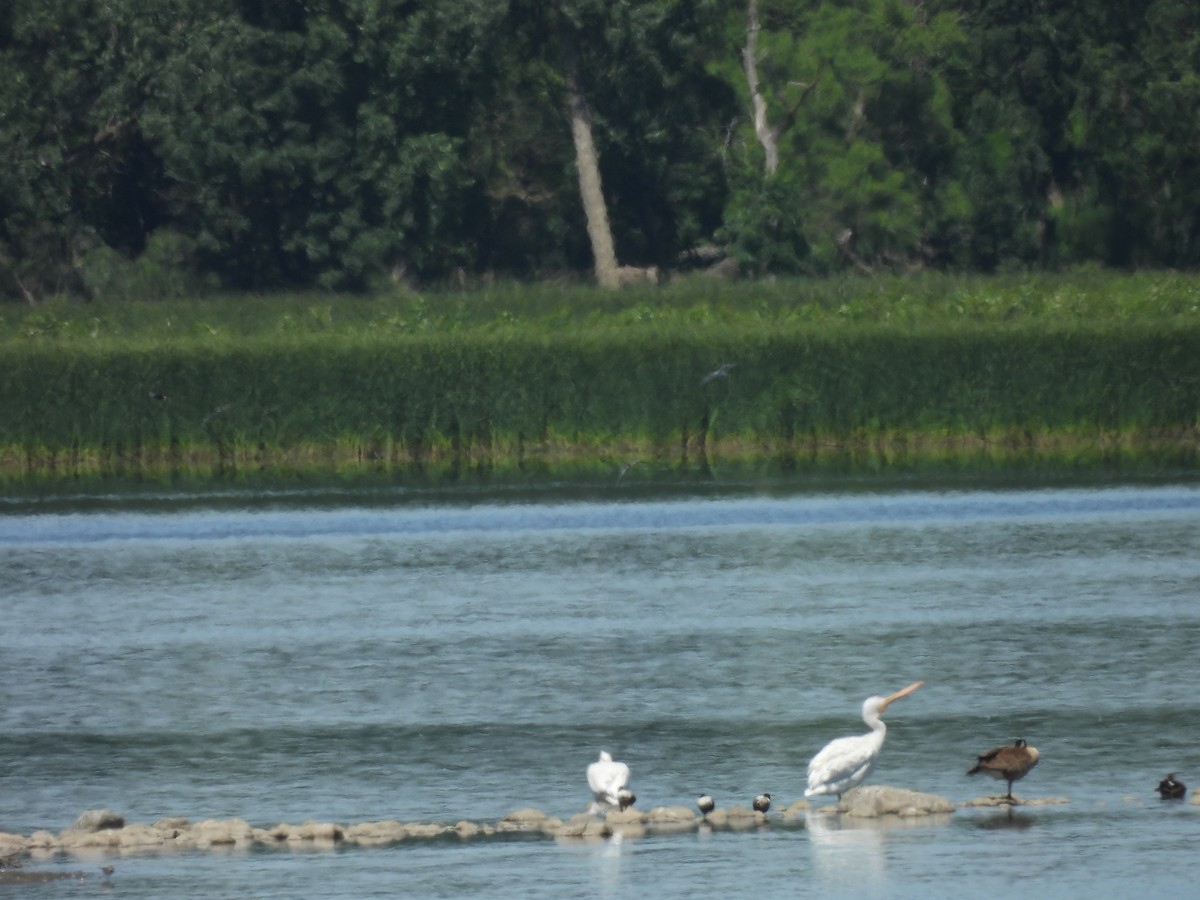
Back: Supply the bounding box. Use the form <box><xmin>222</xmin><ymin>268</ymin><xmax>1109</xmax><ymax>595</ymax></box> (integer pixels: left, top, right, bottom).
<box><xmin>753</xmin><ymin>792</ymin><xmax>771</xmax><ymax>814</ymax></box>
<box><xmin>697</xmin><ymin>794</ymin><xmax>715</xmax><ymax>817</ymax></box>
<box><xmin>1157</xmin><ymin>773</ymin><xmax>1187</xmax><ymax>800</ymax></box>
<box><xmin>967</xmin><ymin>738</ymin><xmax>1040</xmax><ymax>802</ymax></box>
<box><xmin>616</xmin><ymin>789</ymin><xmax>637</xmax><ymax>811</ymax></box>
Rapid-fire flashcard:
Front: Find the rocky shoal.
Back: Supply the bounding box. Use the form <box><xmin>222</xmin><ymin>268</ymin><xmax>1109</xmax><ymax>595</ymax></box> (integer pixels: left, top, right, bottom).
<box><xmin>4</xmin><ymin>784</ymin><xmax>1177</xmax><ymax>865</ymax></box>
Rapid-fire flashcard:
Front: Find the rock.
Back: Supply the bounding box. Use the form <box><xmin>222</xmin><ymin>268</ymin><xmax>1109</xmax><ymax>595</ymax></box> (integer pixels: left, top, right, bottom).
<box><xmin>962</xmin><ymin>795</ymin><xmax>1069</xmax><ymax>808</ymax></box>
<box><xmin>840</xmin><ymin>786</ymin><xmax>955</xmax><ymax>819</ymax></box>
<box><xmin>724</xmin><ymin>805</ymin><xmax>759</xmax><ymax>819</ymax></box>
<box><xmin>58</xmin><ymin>828</ymin><xmax>121</xmax><ymax>850</ymax></box>
<box><xmin>781</xmin><ymin>799</ymin><xmax>812</xmax><ymax>821</ymax></box>
<box><xmin>25</xmin><ymin>831</ymin><xmax>57</xmax><ymax>849</ymax></box>
<box><xmin>554</xmin><ymin>813</ymin><xmax>610</xmax><ymax>839</ymax></box>
<box><xmin>344</xmin><ymin>821</ymin><xmax>407</xmax><ymax>845</ymax></box>
<box><xmin>604</xmin><ymin>808</ymin><xmax>645</xmax><ymax>825</ymax></box>
<box><xmin>152</xmin><ymin>817</ymin><xmax>189</xmax><ymax>836</ymax></box>
<box><xmin>67</xmin><ymin>810</ymin><xmax>125</xmax><ymax>832</ymax></box>
<box><xmin>402</xmin><ymin>822</ymin><xmax>450</xmax><ymax>839</ymax></box>
<box><xmin>501</xmin><ymin>808</ymin><xmax>548</xmax><ymax>825</ymax></box>
<box><xmin>282</xmin><ymin>821</ymin><xmax>343</xmax><ymax>842</ymax></box>
<box><xmin>644</xmin><ymin>806</ymin><xmax>696</xmax><ymax>823</ymax></box>
<box><xmin>117</xmin><ymin>824</ymin><xmax>169</xmax><ymax>848</ymax></box>
<box><xmin>189</xmin><ymin>818</ymin><xmax>254</xmax><ymax>847</ymax></box>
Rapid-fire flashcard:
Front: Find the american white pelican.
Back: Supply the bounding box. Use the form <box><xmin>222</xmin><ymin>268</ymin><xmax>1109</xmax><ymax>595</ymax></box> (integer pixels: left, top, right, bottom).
<box><xmin>587</xmin><ymin>751</ymin><xmax>631</xmax><ymax>812</ymax></box>
<box><xmin>805</xmin><ymin>681</ymin><xmax>924</xmax><ymax>799</ymax></box>
<box><xmin>967</xmin><ymin>738</ymin><xmax>1039</xmax><ymax>801</ymax></box>
<box><xmin>753</xmin><ymin>792</ymin><xmax>771</xmax><ymax>813</ymax></box>
<box><xmin>697</xmin><ymin>794</ymin><xmax>715</xmax><ymax>816</ymax></box>
<box><xmin>1157</xmin><ymin>773</ymin><xmax>1186</xmax><ymax>800</ymax></box>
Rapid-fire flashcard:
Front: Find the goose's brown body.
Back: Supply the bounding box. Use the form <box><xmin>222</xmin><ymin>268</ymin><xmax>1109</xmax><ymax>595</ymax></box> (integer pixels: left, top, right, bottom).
<box><xmin>967</xmin><ymin>739</ymin><xmax>1039</xmax><ymax>801</ymax></box>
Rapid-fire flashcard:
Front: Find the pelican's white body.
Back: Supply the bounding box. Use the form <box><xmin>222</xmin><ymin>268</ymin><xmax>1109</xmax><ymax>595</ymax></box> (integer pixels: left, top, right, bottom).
<box><xmin>587</xmin><ymin>751</ymin><xmax>630</xmax><ymax>809</ymax></box>
<box><xmin>805</xmin><ymin>703</ymin><xmax>887</xmax><ymax>797</ymax></box>
<box><xmin>805</xmin><ymin>682</ymin><xmax>922</xmax><ymax>799</ymax></box>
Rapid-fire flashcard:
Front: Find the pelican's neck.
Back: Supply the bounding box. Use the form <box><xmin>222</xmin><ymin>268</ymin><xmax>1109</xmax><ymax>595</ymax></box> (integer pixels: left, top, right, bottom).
<box><xmin>862</xmin><ymin>698</ymin><xmax>888</xmax><ymax>734</ymax></box>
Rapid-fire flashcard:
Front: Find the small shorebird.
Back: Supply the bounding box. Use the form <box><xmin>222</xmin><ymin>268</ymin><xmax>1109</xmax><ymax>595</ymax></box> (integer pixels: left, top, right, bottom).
<box><xmin>753</xmin><ymin>793</ymin><xmax>771</xmax><ymax>814</ymax></box>
<box><xmin>1157</xmin><ymin>773</ymin><xmax>1187</xmax><ymax>800</ymax></box>
<box><xmin>967</xmin><ymin>738</ymin><xmax>1040</xmax><ymax>802</ymax></box>
<box><xmin>587</xmin><ymin>751</ymin><xmax>632</xmax><ymax>815</ymax></box>
<box><xmin>617</xmin><ymin>789</ymin><xmax>637</xmax><ymax>811</ymax></box>
<box><xmin>697</xmin><ymin>794</ymin><xmax>715</xmax><ymax>817</ymax></box>
<box><xmin>699</xmin><ymin>363</ymin><xmax>736</xmax><ymax>387</ymax></box>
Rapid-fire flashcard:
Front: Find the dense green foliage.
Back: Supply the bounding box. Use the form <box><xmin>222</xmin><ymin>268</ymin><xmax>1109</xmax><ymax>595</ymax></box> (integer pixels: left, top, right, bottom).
<box><xmin>2</xmin><ymin>0</ymin><xmax>1198</xmax><ymax>301</ymax></box>
<box><xmin>3</xmin><ymin>273</ymin><xmax>1198</xmax><ymax>473</ymax></box>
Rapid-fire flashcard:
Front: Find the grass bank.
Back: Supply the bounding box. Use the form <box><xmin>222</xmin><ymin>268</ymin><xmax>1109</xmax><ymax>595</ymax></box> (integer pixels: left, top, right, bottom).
<box><xmin>2</xmin><ymin>271</ymin><xmax>1198</xmax><ymax>481</ymax></box>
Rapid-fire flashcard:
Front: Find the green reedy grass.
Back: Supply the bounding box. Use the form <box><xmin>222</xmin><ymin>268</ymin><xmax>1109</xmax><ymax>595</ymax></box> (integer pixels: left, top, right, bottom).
<box><xmin>2</xmin><ymin>271</ymin><xmax>1199</xmax><ymax>478</ymax></box>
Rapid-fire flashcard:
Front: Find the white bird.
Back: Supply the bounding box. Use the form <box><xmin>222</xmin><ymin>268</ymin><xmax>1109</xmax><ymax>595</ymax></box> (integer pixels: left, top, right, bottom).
<box><xmin>699</xmin><ymin>362</ymin><xmax>736</xmax><ymax>387</ymax></box>
<box><xmin>805</xmin><ymin>681</ymin><xmax>924</xmax><ymax>799</ymax></box>
<box><xmin>587</xmin><ymin>751</ymin><xmax>631</xmax><ymax>812</ymax></box>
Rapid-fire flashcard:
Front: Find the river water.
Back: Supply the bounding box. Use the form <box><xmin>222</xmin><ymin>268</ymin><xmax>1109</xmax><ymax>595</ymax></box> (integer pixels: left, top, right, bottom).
<box><xmin>2</xmin><ymin>471</ymin><xmax>1199</xmax><ymax>898</ymax></box>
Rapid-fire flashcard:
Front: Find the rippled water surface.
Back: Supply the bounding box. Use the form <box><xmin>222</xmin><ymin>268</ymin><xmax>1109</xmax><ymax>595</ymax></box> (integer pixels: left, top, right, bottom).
<box><xmin>3</xmin><ymin>475</ymin><xmax>1199</xmax><ymax>898</ymax></box>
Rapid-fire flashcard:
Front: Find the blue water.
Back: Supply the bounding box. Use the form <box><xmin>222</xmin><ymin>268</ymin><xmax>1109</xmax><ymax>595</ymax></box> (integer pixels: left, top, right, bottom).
<box><xmin>2</xmin><ymin>478</ymin><xmax>1199</xmax><ymax>897</ymax></box>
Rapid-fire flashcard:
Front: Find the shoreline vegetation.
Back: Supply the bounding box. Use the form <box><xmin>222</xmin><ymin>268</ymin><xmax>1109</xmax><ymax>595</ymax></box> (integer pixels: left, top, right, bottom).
<box><xmin>3</xmin><ymin>272</ymin><xmax>1199</xmax><ymax>484</ymax></box>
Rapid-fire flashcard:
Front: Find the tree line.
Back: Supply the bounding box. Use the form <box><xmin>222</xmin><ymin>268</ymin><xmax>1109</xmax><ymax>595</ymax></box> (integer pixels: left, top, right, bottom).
<box><xmin>2</xmin><ymin>0</ymin><xmax>1197</xmax><ymax>302</ymax></box>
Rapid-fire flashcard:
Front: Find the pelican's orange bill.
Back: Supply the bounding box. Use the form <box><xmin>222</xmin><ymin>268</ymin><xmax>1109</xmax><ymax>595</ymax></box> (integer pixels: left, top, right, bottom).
<box><xmin>878</xmin><ymin>680</ymin><xmax>923</xmax><ymax>712</ymax></box>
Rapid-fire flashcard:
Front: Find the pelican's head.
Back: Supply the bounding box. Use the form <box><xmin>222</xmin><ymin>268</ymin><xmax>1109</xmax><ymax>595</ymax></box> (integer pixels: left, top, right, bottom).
<box><xmin>864</xmin><ymin>680</ymin><xmax>924</xmax><ymax>718</ymax></box>
<box><xmin>598</xmin><ymin>750</ymin><xmax>612</xmax><ymax>762</ymax></box>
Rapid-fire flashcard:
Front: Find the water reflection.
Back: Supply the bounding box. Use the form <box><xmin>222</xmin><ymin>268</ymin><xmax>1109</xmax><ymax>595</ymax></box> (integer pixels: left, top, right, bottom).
<box><xmin>805</xmin><ymin>812</ymin><xmax>887</xmax><ymax>886</ymax></box>
<box><xmin>554</xmin><ymin>832</ymin><xmax>631</xmax><ymax>899</ymax></box>
<box><xmin>806</xmin><ymin>811</ymin><xmax>957</xmax><ymax>887</ymax></box>
<box><xmin>975</xmin><ymin>807</ymin><xmax>1037</xmax><ymax>831</ymax></box>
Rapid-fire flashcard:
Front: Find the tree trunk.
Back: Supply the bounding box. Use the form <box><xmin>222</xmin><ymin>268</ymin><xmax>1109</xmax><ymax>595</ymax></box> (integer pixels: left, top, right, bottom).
<box><xmin>562</xmin><ymin>40</ymin><xmax>619</xmax><ymax>289</ymax></box>
<box><xmin>743</xmin><ymin>0</ymin><xmax>779</xmax><ymax>175</ymax></box>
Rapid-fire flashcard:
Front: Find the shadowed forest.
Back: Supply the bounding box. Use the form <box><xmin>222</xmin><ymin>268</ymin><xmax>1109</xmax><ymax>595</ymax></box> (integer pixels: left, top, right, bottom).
<box><xmin>3</xmin><ymin>0</ymin><xmax>1199</xmax><ymax>301</ymax></box>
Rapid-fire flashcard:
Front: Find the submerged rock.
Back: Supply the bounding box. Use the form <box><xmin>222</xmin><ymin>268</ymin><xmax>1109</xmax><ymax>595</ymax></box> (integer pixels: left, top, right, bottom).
<box><xmin>962</xmin><ymin>795</ymin><xmax>1069</xmax><ymax>808</ymax></box>
<box><xmin>839</xmin><ymin>786</ymin><xmax>955</xmax><ymax>819</ymax></box>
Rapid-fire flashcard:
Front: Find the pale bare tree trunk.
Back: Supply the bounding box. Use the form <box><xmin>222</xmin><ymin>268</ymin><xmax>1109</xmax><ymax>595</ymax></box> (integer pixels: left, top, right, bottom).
<box><xmin>742</xmin><ymin>0</ymin><xmax>818</xmax><ymax>178</ymax></box>
<box><xmin>563</xmin><ymin>42</ymin><xmax>619</xmax><ymax>289</ymax></box>
<box><xmin>743</xmin><ymin>0</ymin><xmax>779</xmax><ymax>175</ymax></box>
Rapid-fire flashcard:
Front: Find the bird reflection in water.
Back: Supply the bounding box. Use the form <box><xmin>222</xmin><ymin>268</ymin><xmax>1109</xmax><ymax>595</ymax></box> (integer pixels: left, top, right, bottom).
<box><xmin>975</xmin><ymin>805</ymin><xmax>1036</xmax><ymax>831</ymax></box>
<box><xmin>805</xmin><ymin>812</ymin><xmax>887</xmax><ymax>887</ymax></box>
<box><xmin>585</xmin><ymin>830</ymin><xmax>630</xmax><ymax>900</ymax></box>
